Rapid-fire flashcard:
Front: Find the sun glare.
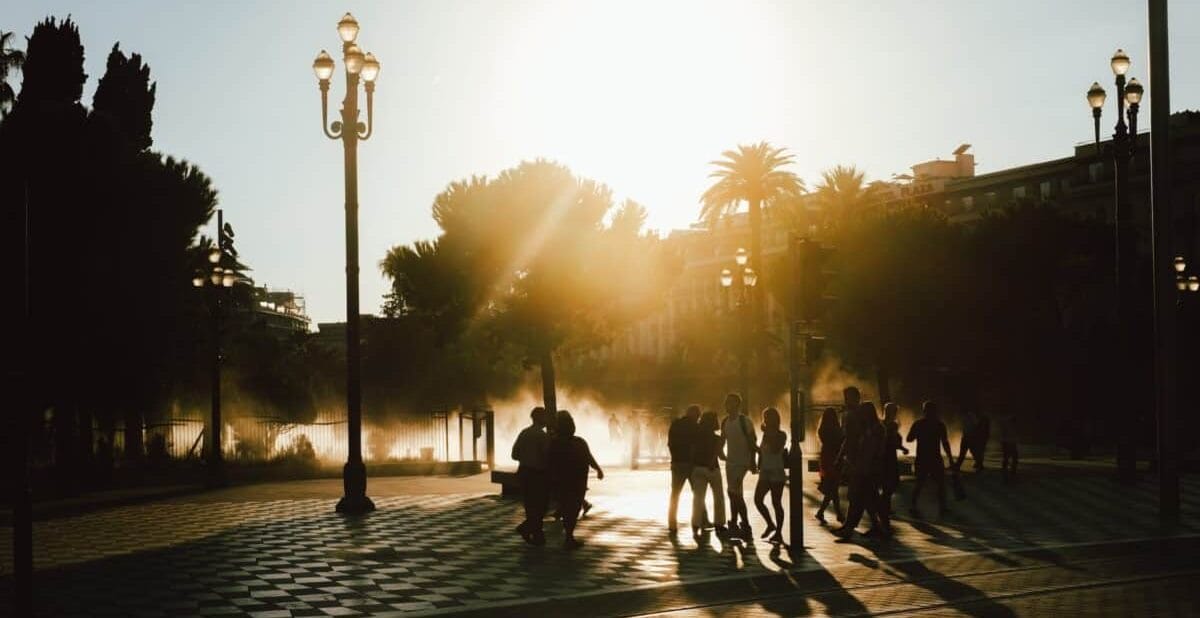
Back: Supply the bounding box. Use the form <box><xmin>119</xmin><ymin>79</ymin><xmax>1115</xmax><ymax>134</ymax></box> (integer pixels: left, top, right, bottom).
<box><xmin>492</xmin><ymin>2</ymin><xmax>784</xmax><ymax>229</ymax></box>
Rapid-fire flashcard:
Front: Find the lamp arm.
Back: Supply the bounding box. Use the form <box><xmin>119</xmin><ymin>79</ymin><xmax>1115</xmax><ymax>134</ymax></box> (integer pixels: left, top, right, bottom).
<box><xmin>358</xmin><ymin>82</ymin><xmax>375</xmax><ymax>141</ymax></box>
<box><xmin>320</xmin><ymin>82</ymin><xmax>341</xmax><ymax>140</ymax></box>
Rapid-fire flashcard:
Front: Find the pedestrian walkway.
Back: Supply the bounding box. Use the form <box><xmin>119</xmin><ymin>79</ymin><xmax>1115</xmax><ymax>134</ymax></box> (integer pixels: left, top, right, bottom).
<box><xmin>0</xmin><ymin>466</ymin><xmax>1196</xmax><ymax>616</ymax></box>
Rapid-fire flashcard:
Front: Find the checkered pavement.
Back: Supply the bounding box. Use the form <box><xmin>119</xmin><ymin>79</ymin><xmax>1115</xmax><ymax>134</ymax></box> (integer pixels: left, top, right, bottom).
<box><xmin>0</xmin><ymin>466</ymin><xmax>1197</xmax><ymax>617</ymax></box>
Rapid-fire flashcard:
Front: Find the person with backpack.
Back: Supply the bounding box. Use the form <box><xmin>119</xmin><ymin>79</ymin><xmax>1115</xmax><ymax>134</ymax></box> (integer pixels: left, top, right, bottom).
<box><xmin>720</xmin><ymin>393</ymin><xmax>758</xmax><ymax>539</ymax></box>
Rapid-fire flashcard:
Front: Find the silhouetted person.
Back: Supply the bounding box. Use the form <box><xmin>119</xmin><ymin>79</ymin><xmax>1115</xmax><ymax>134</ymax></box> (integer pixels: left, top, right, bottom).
<box><xmin>721</xmin><ymin>393</ymin><xmax>758</xmax><ymax>538</ymax></box>
<box><xmin>667</xmin><ymin>405</ymin><xmax>701</xmax><ymax>533</ymax></box>
<box><xmin>907</xmin><ymin>401</ymin><xmax>954</xmax><ymax>517</ymax></box>
<box><xmin>608</xmin><ymin>410</ymin><xmax>623</xmax><ymax>443</ymax></box>
<box><xmin>754</xmin><ymin>407</ymin><xmax>787</xmax><ymax>544</ymax></box>
<box><xmin>690</xmin><ymin>410</ymin><xmax>727</xmax><ymax>538</ymax></box>
<box><xmin>880</xmin><ymin>402</ymin><xmax>909</xmax><ymax>525</ymax></box>
<box><xmin>998</xmin><ymin>413</ymin><xmax>1018</xmax><ymax>482</ymax></box>
<box><xmin>816</xmin><ymin>407</ymin><xmax>844</xmax><ymax>524</ymax></box>
<box><xmin>834</xmin><ymin>401</ymin><xmax>886</xmax><ymax>538</ymax></box>
<box><xmin>513</xmin><ymin>407</ymin><xmax>550</xmax><ymax>545</ymax></box>
<box><xmin>955</xmin><ymin>409</ymin><xmax>989</xmax><ymax>471</ymax></box>
<box><xmin>548</xmin><ymin>410</ymin><xmax>603</xmax><ymax>550</ymax></box>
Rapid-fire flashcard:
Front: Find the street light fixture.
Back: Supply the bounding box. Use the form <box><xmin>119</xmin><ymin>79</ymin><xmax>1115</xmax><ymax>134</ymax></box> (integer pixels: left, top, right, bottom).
<box><xmin>1088</xmin><ymin>48</ymin><xmax>1144</xmax><ymax>480</ymax></box>
<box><xmin>313</xmin><ymin>12</ymin><xmax>379</xmax><ymax>515</ymax></box>
<box><xmin>192</xmin><ymin>209</ymin><xmax>237</xmax><ymax>487</ymax></box>
<box><xmin>720</xmin><ymin>248</ymin><xmax>758</xmax><ymax>414</ymax></box>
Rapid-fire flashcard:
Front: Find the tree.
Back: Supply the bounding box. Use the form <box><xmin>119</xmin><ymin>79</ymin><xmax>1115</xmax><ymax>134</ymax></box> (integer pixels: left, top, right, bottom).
<box><xmin>2</xmin><ymin>18</ymin><xmax>222</xmax><ymax>474</ymax></box>
<box><xmin>0</xmin><ymin>30</ymin><xmax>25</xmax><ymax>117</ymax></box>
<box><xmin>815</xmin><ymin>164</ymin><xmax>880</xmax><ymax>232</ymax></box>
<box><xmin>382</xmin><ymin>161</ymin><xmax>677</xmax><ymax>414</ymax></box>
<box><xmin>700</xmin><ymin>142</ymin><xmax>803</xmax><ymax>407</ymax></box>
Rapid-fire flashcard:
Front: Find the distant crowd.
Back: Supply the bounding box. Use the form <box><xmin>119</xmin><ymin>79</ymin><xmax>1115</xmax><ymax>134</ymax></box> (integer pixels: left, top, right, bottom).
<box><xmin>511</xmin><ymin>387</ymin><xmax>1017</xmax><ymax>549</ymax></box>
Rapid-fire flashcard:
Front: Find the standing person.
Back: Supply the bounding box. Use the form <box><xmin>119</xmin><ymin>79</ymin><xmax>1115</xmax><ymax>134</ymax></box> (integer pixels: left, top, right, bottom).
<box><xmin>831</xmin><ymin>387</ymin><xmax>864</xmax><ymax>530</ymax></box>
<box><xmin>998</xmin><ymin>413</ymin><xmax>1018</xmax><ymax>482</ymax></box>
<box><xmin>547</xmin><ymin>410</ymin><xmax>604</xmax><ymax>550</ymax></box>
<box><xmin>879</xmin><ymin>402</ymin><xmax>909</xmax><ymax>525</ymax></box>
<box><xmin>689</xmin><ymin>411</ymin><xmax>727</xmax><ymax>538</ymax></box>
<box><xmin>834</xmin><ymin>402</ymin><xmax>886</xmax><ymax>539</ymax></box>
<box><xmin>907</xmin><ymin>401</ymin><xmax>954</xmax><ymax>517</ymax></box>
<box><xmin>667</xmin><ymin>405</ymin><xmax>702</xmax><ymax>533</ymax></box>
<box><xmin>753</xmin><ymin>407</ymin><xmax>788</xmax><ymax>544</ymax></box>
<box><xmin>816</xmin><ymin>407</ymin><xmax>844</xmax><ymax>524</ymax></box>
<box><xmin>512</xmin><ymin>407</ymin><xmax>550</xmax><ymax>545</ymax></box>
<box><xmin>721</xmin><ymin>393</ymin><xmax>758</xmax><ymax>538</ymax></box>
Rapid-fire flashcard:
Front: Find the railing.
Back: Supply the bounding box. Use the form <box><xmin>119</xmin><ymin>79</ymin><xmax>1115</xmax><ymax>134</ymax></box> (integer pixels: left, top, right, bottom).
<box><xmin>29</xmin><ymin>409</ymin><xmax>475</xmax><ymax>466</ymax></box>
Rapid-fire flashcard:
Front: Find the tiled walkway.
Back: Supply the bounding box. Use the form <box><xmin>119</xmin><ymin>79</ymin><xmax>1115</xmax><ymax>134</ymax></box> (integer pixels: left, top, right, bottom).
<box><xmin>1</xmin><ymin>465</ymin><xmax>1197</xmax><ymax>616</ymax></box>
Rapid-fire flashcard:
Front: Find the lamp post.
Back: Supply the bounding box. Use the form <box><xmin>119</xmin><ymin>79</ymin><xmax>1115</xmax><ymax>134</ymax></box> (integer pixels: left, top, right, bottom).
<box><xmin>192</xmin><ymin>209</ymin><xmax>236</xmax><ymax>487</ymax></box>
<box><xmin>720</xmin><ymin>247</ymin><xmax>758</xmax><ymax>413</ymax></box>
<box><xmin>313</xmin><ymin>13</ymin><xmax>380</xmax><ymax>514</ymax></box>
<box><xmin>1087</xmin><ymin>49</ymin><xmax>1144</xmax><ymax>480</ymax></box>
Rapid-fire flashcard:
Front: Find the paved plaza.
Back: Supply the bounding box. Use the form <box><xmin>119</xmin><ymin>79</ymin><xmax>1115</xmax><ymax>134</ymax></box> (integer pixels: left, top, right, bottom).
<box><xmin>2</xmin><ymin>460</ymin><xmax>1198</xmax><ymax>616</ymax></box>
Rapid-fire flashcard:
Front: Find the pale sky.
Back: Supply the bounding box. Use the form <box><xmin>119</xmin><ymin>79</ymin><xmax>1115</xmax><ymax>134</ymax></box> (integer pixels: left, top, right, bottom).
<box><xmin>6</xmin><ymin>1</ymin><xmax>1199</xmax><ymax>323</ymax></box>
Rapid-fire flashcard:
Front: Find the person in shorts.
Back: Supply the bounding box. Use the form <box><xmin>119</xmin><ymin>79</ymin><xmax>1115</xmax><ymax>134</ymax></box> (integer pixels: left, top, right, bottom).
<box><xmin>753</xmin><ymin>407</ymin><xmax>788</xmax><ymax>544</ymax></box>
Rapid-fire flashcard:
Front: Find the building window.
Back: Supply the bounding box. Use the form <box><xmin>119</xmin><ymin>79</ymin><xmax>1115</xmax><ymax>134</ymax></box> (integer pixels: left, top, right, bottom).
<box><xmin>1061</xmin><ymin>178</ymin><xmax>1072</xmax><ymax>193</ymax></box>
<box><xmin>1040</xmin><ymin>181</ymin><xmax>1053</xmax><ymax>200</ymax></box>
<box><xmin>1088</xmin><ymin>162</ymin><xmax>1104</xmax><ymax>183</ymax></box>
<box><xmin>985</xmin><ymin>192</ymin><xmax>997</xmax><ymax>206</ymax></box>
<box><xmin>1012</xmin><ymin>186</ymin><xmax>1027</xmax><ymax>200</ymax></box>
<box><xmin>962</xmin><ymin>195</ymin><xmax>974</xmax><ymax>209</ymax></box>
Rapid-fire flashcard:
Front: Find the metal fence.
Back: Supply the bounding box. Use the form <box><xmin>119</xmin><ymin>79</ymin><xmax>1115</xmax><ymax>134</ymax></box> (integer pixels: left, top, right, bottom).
<box><xmin>30</xmin><ymin>409</ymin><xmax>474</xmax><ymax>466</ymax></box>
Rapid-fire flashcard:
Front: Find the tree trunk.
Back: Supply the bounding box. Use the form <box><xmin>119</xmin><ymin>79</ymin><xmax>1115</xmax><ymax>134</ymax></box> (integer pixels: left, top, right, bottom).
<box><xmin>876</xmin><ymin>365</ymin><xmax>891</xmax><ymax>403</ymax></box>
<box><xmin>540</xmin><ymin>348</ymin><xmax>557</xmax><ymax>415</ymax></box>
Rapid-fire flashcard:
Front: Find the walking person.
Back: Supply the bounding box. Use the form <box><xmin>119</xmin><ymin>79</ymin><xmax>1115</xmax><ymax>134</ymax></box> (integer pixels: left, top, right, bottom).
<box><xmin>689</xmin><ymin>411</ymin><xmax>727</xmax><ymax>538</ymax></box>
<box><xmin>816</xmin><ymin>407</ymin><xmax>844</xmax><ymax>524</ymax></box>
<box><xmin>907</xmin><ymin>401</ymin><xmax>954</xmax><ymax>517</ymax></box>
<box><xmin>879</xmin><ymin>402</ymin><xmax>909</xmax><ymax>525</ymax></box>
<box><xmin>667</xmin><ymin>405</ymin><xmax>701</xmax><ymax>533</ymax></box>
<box><xmin>512</xmin><ymin>407</ymin><xmax>550</xmax><ymax>545</ymax></box>
<box><xmin>998</xmin><ymin>413</ymin><xmax>1018</xmax><ymax>482</ymax></box>
<box><xmin>955</xmin><ymin>408</ymin><xmax>989</xmax><ymax>472</ymax></box>
<box><xmin>547</xmin><ymin>410</ymin><xmax>604</xmax><ymax>550</ymax></box>
<box><xmin>753</xmin><ymin>408</ymin><xmax>788</xmax><ymax>545</ymax></box>
<box><xmin>834</xmin><ymin>401</ymin><xmax>886</xmax><ymax>539</ymax></box>
<box><xmin>721</xmin><ymin>393</ymin><xmax>758</xmax><ymax>538</ymax></box>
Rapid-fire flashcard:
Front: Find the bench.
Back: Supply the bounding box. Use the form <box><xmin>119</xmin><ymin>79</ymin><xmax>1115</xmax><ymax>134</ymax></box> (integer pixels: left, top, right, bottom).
<box><xmin>491</xmin><ymin>469</ymin><xmax>521</xmax><ymax>498</ymax></box>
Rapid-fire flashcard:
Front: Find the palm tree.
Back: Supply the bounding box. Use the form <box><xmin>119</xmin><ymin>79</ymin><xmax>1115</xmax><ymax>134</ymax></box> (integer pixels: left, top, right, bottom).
<box><xmin>0</xmin><ymin>30</ymin><xmax>26</xmax><ymax>117</ymax></box>
<box><xmin>701</xmin><ymin>142</ymin><xmax>802</xmax><ymax>409</ymax></box>
<box><xmin>815</xmin><ymin>164</ymin><xmax>879</xmax><ymax>232</ymax></box>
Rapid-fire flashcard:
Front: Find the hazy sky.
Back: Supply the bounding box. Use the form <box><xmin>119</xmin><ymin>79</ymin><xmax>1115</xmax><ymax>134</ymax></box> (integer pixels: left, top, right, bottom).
<box><xmin>6</xmin><ymin>1</ymin><xmax>1199</xmax><ymax>323</ymax></box>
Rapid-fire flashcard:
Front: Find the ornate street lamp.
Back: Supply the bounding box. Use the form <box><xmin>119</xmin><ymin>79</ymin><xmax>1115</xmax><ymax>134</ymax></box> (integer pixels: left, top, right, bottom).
<box><xmin>313</xmin><ymin>13</ymin><xmax>380</xmax><ymax>514</ymax></box>
<box><xmin>1087</xmin><ymin>48</ymin><xmax>1144</xmax><ymax>481</ymax></box>
<box><xmin>720</xmin><ymin>248</ymin><xmax>758</xmax><ymax>414</ymax></box>
<box><xmin>192</xmin><ymin>209</ymin><xmax>237</xmax><ymax>487</ymax></box>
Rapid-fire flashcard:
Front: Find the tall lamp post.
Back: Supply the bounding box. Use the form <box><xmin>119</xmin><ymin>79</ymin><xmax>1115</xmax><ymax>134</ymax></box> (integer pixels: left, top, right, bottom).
<box><xmin>313</xmin><ymin>13</ymin><xmax>380</xmax><ymax>514</ymax></box>
<box><xmin>192</xmin><ymin>209</ymin><xmax>237</xmax><ymax>487</ymax></box>
<box><xmin>720</xmin><ymin>247</ymin><xmax>758</xmax><ymax>413</ymax></box>
<box><xmin>1087</xmin><ymin>49</ymin><xmax>1144</xmax><ymax>480</ymax></box>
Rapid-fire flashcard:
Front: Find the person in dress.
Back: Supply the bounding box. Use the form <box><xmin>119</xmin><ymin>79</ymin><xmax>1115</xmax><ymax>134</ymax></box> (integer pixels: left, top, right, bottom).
<box><xmin>816</xmin><ymin>407</ymin><xmax>844</xmax><ymax>524</ymax></box>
